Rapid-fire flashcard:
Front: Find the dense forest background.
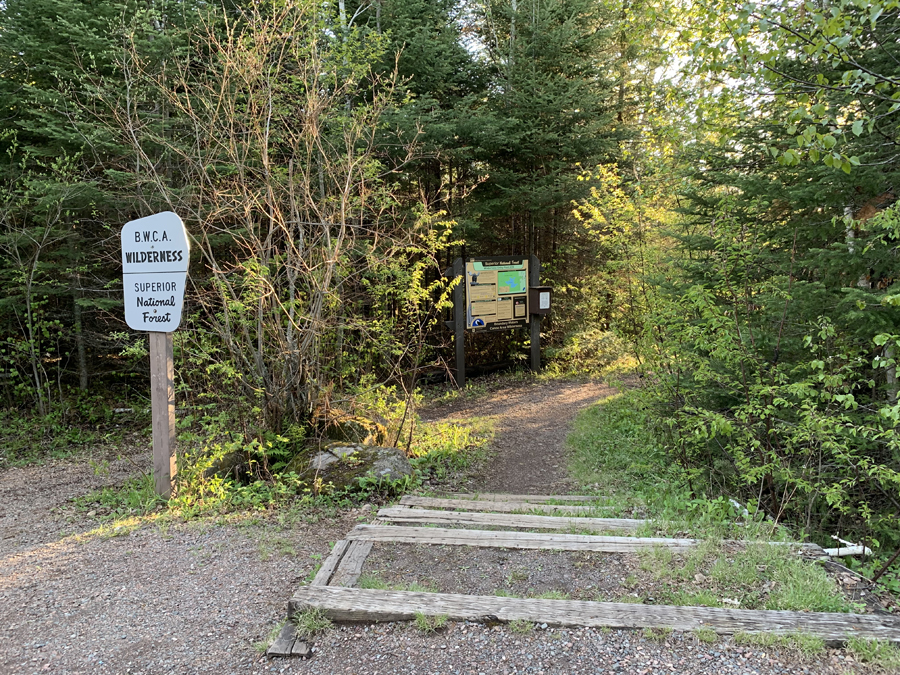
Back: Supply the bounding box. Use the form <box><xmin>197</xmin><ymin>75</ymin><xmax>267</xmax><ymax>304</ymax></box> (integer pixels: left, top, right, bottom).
<box><xmin>1</xmin><ymin>0</ymin><xmax>898</xmax><ymax>561</ymax></box>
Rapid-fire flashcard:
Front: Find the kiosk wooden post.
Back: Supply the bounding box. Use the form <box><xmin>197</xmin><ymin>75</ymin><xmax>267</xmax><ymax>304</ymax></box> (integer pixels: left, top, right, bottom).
<box><xmin>529</xmin><ymin>256</ymin><xmax>541</xmax><ymax>373</ymax></box>
<box><xmin>149</xmin><ymin>332</ymin><xmax>176</xmax><ymax>497</ymax></box>
<box><xmin>452</xmin><ymin>257</ymin><xmax>466</xmax><ymax>389</ymax></box>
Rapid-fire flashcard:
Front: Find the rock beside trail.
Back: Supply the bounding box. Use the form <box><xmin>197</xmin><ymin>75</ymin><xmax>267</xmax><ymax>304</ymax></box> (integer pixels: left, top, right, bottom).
<box><xmin>287</xmin><ymin>443</ymin><xmax>413</xmax><ymax>490</ymax></box>
<box><xmin>318</xmin><ymin>414</ymin><xmax>388</xmax><ymax>447</ymax></box>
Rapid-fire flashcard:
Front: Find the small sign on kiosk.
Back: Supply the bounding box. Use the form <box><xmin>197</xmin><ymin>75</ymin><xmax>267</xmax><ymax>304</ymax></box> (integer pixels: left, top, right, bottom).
<box><xmin>121</xmin><ymin>211</ymin><xmax>190</xmax><ymax>497</ymax></box>
<box><xmin>529</xmin><ymin>286</ymin><xmax>552</xmax><ymax>316</ymax></box>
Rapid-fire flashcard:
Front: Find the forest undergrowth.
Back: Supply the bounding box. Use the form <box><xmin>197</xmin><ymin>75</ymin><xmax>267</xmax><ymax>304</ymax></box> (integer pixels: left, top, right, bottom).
<box><xmin>567</xmin><ymin>389</ymin><xmax>900</xmax><ymax>616</ymax></box>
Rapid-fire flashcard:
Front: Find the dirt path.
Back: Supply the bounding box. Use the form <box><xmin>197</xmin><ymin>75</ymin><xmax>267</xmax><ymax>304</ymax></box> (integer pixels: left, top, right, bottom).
<box><xmin>421</xmin><ymin>378</ymin><xmax>616</xmax><ymax>494</ymax></box>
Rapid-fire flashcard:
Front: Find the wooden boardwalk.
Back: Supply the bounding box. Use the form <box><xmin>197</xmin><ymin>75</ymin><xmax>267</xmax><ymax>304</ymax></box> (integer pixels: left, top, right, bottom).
<box><xmin>277</xmin><ymin>493</ymin><xmax>900</xmax><ymax>651</ymax></box>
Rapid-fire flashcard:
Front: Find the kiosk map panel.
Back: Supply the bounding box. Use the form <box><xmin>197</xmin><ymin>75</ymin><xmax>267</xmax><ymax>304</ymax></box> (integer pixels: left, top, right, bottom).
<box><xmin>465</xmin><ymin>258</ymin><xmax>529</xmax><ymax>331</ymax></box>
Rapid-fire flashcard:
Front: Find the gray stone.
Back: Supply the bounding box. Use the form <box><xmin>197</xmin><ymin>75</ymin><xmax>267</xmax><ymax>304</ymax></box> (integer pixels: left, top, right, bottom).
<box><xmin>310</xmin><ymin>445</ymin><xmax>361</xmax><ymax>471</ymax></box>
<box><xmin>285</xmin><ymin>443</ymin><xmax>412</xmax><ymax>490</ymax></box>
<box><xmin>368</xmin><ymin>446</ymin><xmax>414</xmax><ymax>482</ymax></box>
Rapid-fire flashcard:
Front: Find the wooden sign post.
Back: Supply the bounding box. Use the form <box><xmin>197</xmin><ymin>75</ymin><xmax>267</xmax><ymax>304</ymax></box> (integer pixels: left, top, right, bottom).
<box><xmin>121</xmin><ymin>212</ymin><xmax>190</xmax><ymax>498</ymax></box>
<box><xmin>149</xmin><ymin>332</ymin><xmax>177</xmax><ymax>496</ymax></box>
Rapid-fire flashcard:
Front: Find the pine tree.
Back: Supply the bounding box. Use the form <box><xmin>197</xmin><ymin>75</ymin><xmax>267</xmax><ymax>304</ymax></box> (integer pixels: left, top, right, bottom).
<box><xmin>466</xmin><ymin>0</ymin><xmax>620</xmax><ymax>263</ymax></box>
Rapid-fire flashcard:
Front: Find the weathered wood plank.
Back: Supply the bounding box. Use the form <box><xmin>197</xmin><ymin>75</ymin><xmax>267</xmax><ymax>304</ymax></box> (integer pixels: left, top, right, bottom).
<box><xmin>266</xmin><ymin>621</ymin><xmax>296</xmax><ymax>657</ymax></box>
<box><xmin>347</xmin><ymin>524</ymin><xmax>700</xmax><ymax>552</ymax></box>
<box><xmin>442</xmin><ymin>493</ymin><xmax>604</xmax><ymax>503</ymax></box>
<box><xmin>380</xmin><ymin>508</ymin><xmax>825</xmax><ymax>555</ymax></box>
<box><xmin>350</xmin><ymin>524</ymin><xmax>825</xmax><ymax>556</ymax></box>
<box><xmin>311</xmin><ymin>540</ymin><xmax>350</xmax><ymax>587</ymax></box>
<box><xmin>289</xmin><ymin>586</ymin><xmax>900</xmax><ymax>643</ymax></box>
<box><xmin>399</xmin><ymin>496</ymin><xmax>612</xmax><ymax>514</ymax></box>
<box><xmin>329</xmin><ymin>540</ymin><xmax>374</xmax><ymax>587</ymax></box>
<box><xmin>378</xmin><ymin>506</ymin><xmax>646</xmax><ymax>532</ymax></box>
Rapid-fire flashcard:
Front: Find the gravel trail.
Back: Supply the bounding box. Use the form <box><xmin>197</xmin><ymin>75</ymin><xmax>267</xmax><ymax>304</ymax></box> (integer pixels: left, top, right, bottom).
<box><xmin>0</xmin><ymin>378</ymin><xmax>891</xmax><ymax>673</ymax></box>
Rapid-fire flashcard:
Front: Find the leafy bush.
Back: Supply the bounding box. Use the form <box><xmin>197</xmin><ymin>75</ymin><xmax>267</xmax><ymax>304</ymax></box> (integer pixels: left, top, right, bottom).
<box><xmin>545</xmin><ymin>328</ymin><xmax>637</xmax><ymax>376</ymax></box>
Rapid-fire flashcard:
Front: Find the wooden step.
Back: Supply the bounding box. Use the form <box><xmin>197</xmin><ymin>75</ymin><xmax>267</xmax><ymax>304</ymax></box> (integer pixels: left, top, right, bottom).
<box><xmin>399</xmin><ymin>496</ymin><xmax>614</xmax><ymax>514</ymax></box>
<box><xmin>312</xmin><ymin>539</ymin><xmax>375</xmax><ymax>588</ymax></box>
<box><xmin>330</xmin><ymin>541</ymin><xmax>373</xmax><ymax>588</ymax></box>
<box><xmin>378</xmin><ymin>506</ymin><xmax>646</xmax><ymax>532</ymax></box>
<box><xmin>349</xmin><ymin>524</ymin><xmax>701</xmax><ymax>552</ymax></box>
<box><xmin>310</xmin><ymin>540</ymin><xmax>351</xmax><ymax>586</ymax></box>
<box><xmin>289</xmin><ymin>586</ymin><xmax>900</xmax><ymax>643</ymax></box>
<box><xmin>442</xmin><ymin>493</ymin><xmax>605</xmax><ymax>503</ymax></box>
<box><xmin>355</xmin><ymin>522</ymin><xmax>826</xmax><ymax>556</ymax></box>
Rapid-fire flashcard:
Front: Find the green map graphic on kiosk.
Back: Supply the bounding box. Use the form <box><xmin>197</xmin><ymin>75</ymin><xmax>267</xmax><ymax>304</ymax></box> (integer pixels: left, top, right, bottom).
<box><xmin>497</xmin><ymin>270</ymin><xmax>527</xmax><ymax>295</ymax></box>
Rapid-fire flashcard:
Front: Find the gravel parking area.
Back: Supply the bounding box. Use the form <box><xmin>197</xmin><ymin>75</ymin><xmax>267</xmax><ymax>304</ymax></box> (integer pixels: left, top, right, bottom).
<box><xmin>288</xmin><ymin>620</ymin><xmax>877</xmax><ymax>674</ymax></box>
<box><xmin>0</xmin><ymin>452</ymin><xmax>358</xmax><ymax>675</ymax></box>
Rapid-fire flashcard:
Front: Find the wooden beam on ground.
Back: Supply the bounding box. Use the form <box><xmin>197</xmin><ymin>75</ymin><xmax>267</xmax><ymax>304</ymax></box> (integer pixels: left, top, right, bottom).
<box><xmin>353</xmin><ymin>523</ymin><xmax>825</xmax><ymax>556</ymax></box>
<box><xmin>377</xmin><ymin>507</ymin><xmax>645</xmax><ymax>532</ymax></box>
<box><xmin>348</xmin><ymin>524</ymin><xmax>700</xmax><ymax>552</ymax></box>
<box><xmin>311</xmin><ymin>540</ymin><xmax>350</xmax><ymax>587</ymax></box>
<box><xmin>442</xmin><ymin>493</ymin><xmax>605</xmax><ymax>503</ymax></box>
<box><xmin>329</xmin><ymin>541</ymin><xmax>374</xmax><ymax>587</ymax></box>
<box><xmin>399</xmin><ymin>496</ymin><xmax>612</xmax><ymax>514</ymax></box>
<box><xmin>266</xmin><ymin>621</ymin><xmax>297</xmax><ymax>657</ymax></box>
<box><xmin>288</xmin><ymin>586</ymin><xmax>900</xmax><ymax>643</ymax></box>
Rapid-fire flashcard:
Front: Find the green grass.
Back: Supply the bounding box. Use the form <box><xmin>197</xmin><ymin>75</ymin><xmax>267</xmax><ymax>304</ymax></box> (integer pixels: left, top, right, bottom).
<box><xmin>617</xmin><ymin>594</ymin><xmax>645</xmax><ymax>603</ymax></box>
<box><xmin>642</xmin><ymin>627</ymin><xmax>672</xmax><ymax>642</ymax></box>
<box><xmin>638</xmin><ymin>545</ymin><xmax>674</xmax><ymax>578</ymax></box>
<box><xmin>567</xmin><ymin>392</ymin><xmax>785</xmax><ymax>540</ymax></box>
<box><xmin>0</xmin><ymin>406</ymin><xmax>131</xmax><ymax>468</ymax></box>
<box><xmin>357</xmin><ymin>574</ymin><xmax>391</xmax><ymax>590</ymax></box>
<box><xmin>406</xmin><ymin>582</ymin><xmax>437</xmax><ymax>593</ymax></box>
<box><xmin>663</xmin><ymin>588</ymin><xmax>724</xmax><ymax>608</ymax></box>
<box><xmin>765</xmin><ymin>557</ymin><xmax>861</xmax><ymax>613</ymax></box>
<box><xmin>846</xmin><ymin>637</ymin><xmax>900</xmax><ymax>669</ymax></box>
<box><xmin>693</xmin><ymin>627</ymin><xmax>718</xmax><ymax>643</ymax></box>
<box><xmin>568</xmin><ymin>390</ymin><xmax>862</xmax><ymax>615</ymax></box>
<box><xmin>636</xmin><ymin>538</ymin><xmax>858</xmax><ymax>612</ymax></box>
<box><xmin>414</xmin><ymin>612</ymin><xmax>448</xmax><ymax>633</ymax></box>
<box><xmin>568</xmin><ymin>392</ymin><xmax>668</xmax><ymax>496</ymax></box>
<box><xmin>73</xmin><ymin>474</ymin><xmax>167</xmax><ymax>519</ymax></box>
<box><xmin>254</xmin><ymin>620</ymin><xmax>286</xmax><ymax>654</ymax></box>
<box><xmin>732</xmin><ymin>631</ymin><xmax>825</xmax><ymax>656</ymax></box>
<box><xmin>408</xmin><ymin>417</ymin><xmax>495</xmax><ymax>483</ymax></box>
<box><xmin>534</xmin><ymin>590</ymin><xmax>570</xmax><ymax>600</ymax></box>
<box><xmin>357</xmin><ymin>574</ymin><xmax>437</xmax><ymax>594</ymax></box>
<box><xmin>293</xmin><ymin>608</ymin><xmax>332</xmax><ymax>637</ymax></box>
<box><xmin>509</xmin><ymin>619</ymin><xmax>534</xmax><ymax>634</ymax></box>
